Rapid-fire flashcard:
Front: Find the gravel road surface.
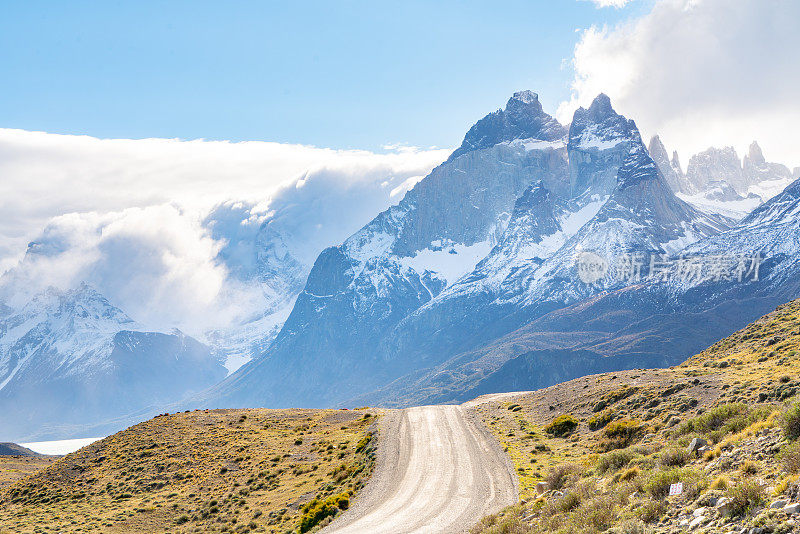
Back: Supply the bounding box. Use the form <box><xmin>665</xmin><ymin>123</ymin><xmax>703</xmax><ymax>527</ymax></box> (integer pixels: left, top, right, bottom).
<box><xmin>323</xmin><ymin>404</ymin><xmax>518</xmax><ymax>534</ymax></box>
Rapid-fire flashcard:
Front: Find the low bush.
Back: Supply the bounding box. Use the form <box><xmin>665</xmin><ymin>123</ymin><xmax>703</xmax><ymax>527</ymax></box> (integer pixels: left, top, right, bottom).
<box><xmin>782</xmin><ymin>441</ymin><xmax>800</xmax><ymax>473</ymax></box>
<box><xmin>597</xmin><ymin>449</ymin><xmax>637</xmax><ymax>474</ymax></box>
<box><xmin>659</xmin><ymin>448</ymin><xmax>690</xmax><ymax>467</ymax></box>
<box><xmin>643</xmin><ymin>470</ymin><xmax>681</xmax><ymax>499</ymax></box>
<box><xmin>635</xmin><ymin>500</ymin><xmax>667</xmax><ymax>523</ymax></box>
<box><xmin>355</xmin><ymin>432</ymin><xmax>373</xmax><ymax>453</ymax></box>
<box><xmin>569</xmin><ymin>495</ymin><xmax>617</xmax><ymax>532</ymax></box>
<box><xmin>588</xmin><ymin>411</ymin><xmax>615</xmax><ymax>431</ymax></box>
<box><xmin>546</xmin><ymin>463</ymin><xmax>581</xmax><ymax>491</ymax></box>
<box><xmin>643</xmin><ymin>468</ymin><xmax>705</xmax><ymax>500</ymax></box>
<box><xmin>725</xmin><ymin>480</ymin><xmax>765</xmax><ymax>517</ymax></box>
<box><xmin>544</xmin><ymin>414</ymin><xmax>579</xmax><ymax>437</ymax></box>
<box><xmin>619</xmin><ymin>466</ymin><xmax>640</xmax><ymax>482</ymax></box>
<box><xmin>783</xmin><ymin>401</ymin><xmax>800</xmax><ymax>441</ymax></box>
<box><xmin>709</xmin><ymin>476</ymin><xmax>730</xmax><ymax>490</ymax></box>
<box><xmin>740</xmin><ymin>460</ymin><xmax>758</xmax><ymax>475</ymax></box>
<box><xmin>675</xmin><ymin>403</ymin><xmax>773</xmax><ymax>440</ymax></box>
<box><xmin>298</xmin><ymin>492</ymin><xmax>350</xmax><ymax>533</ymax></box>
<box><xmin>598</xmin><ymin>419</ymin><xmax>645</xmax><ymax>451</ymax></box>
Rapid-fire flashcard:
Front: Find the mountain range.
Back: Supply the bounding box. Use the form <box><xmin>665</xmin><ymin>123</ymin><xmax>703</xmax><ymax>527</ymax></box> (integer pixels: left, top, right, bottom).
<box><xmin>199</xmin><ymin>91</ymin><xmax>800</xmax><ymax>411</ymax></box>
<box><xmin>1</xmin><ymin>90</ymin><xmax>798</xmax><ymax>440</ymax></box>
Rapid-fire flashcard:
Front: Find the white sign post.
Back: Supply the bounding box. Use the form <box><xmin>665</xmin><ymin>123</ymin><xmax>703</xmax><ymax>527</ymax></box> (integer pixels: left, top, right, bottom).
<box><xmin>669</xmin><ymin>482</ymin><xmax>683</xmax><ymax>496</ymax></box>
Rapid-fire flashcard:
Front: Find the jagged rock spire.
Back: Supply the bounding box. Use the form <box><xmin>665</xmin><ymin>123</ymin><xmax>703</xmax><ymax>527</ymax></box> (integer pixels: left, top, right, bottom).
<box><xmin>448</xmin><ymin>90</ymin><xmax>566</xmax><ymax>161</ymax></box>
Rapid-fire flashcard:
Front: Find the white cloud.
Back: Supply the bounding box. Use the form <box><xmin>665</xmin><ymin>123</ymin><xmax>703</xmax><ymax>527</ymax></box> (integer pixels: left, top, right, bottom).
<box><xmin>0</xmin><ymin>129</ymin><xmax>450</xmax><ymax>334</ymax></box>
<box><xmin>582</xmin><ymin>0</ymin><xmax>633</xmax><ymax>8</ymax></box>
<box><xmin>560</xmin><ymin>0</ymin><xmax>800</xmax><ymax>168</ymax></box>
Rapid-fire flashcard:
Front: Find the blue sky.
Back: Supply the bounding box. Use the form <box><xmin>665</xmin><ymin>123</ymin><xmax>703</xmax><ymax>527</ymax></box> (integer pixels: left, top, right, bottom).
<box><xmin>0</xmin><ymin>0</ymin><xmax>644</xmax><ymax>150</ymax></box>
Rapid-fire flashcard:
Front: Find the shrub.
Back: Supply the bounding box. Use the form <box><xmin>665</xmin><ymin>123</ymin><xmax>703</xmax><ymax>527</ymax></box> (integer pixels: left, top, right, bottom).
<box><xmin>725</xmin><ymin>481</ymin><xmax>765</xmax><ymax>517</ymax></box>
<box><xmin>546</xmin><ymin>463</ymin><xmax>581</xmax><ymax>491</ymax></box>
<box><xmin>643</xmin><ymin>470</ymin><xmax>681</xmax><ymax>499</ymax></box>
<box><xmin>635</xmin><ymin>500</ymin><xmax>667</xmax><ymax>523</ymax></box>
<box><xmin>588</xmin><ymin>410</ymin><xmax>614</xmax><ymax>431</ymax></box>
<box><xmin>598</xmin><ymin>419</ymin><xmax>645</xmax><ymax>451</ymax></box>
<box><xmin>597</xmin><ymin>449</ymin><xmax>637</xmax><ymax>474</ymax></box>
<box><xmin>298</xmin><ymin>492</ymin><xmax>351</xmax><ymax>532</ymax></box>
<box><xmin>644</xmin><ymin>468</ymin><xmax>705</xmax><ymax>500</ymax></box>
<box><xmin>570</xmin><ymin>496</ymin><xmax>617</xmax><ymax>532</ymax></box>
<box><xmin>675</xmin><ymin>403</ymin><xmax>773</xmax><ymax>440</ymax></box>
<box><xmin>783</xmin><ymin>402</ymin><xmax>800</xmax><ymax>441</ymax></box>
<box><xmin>355</xmin><ymin>432</ymin><xmax>373</xmax><ymax>453</ymax></box>
<box><xmin>709</xmin><ymin>476</ymin><xmax>730</xmax><ymax>490</ymax></box>
<box><xmin>740</xmin><ymin>460</ymin><xmax>758</xmax><ymax>475</ymax></box>
<box><xmin>544</xmin><ymin>414</ymin><xmax>579</xmax><ymax>437</ymax></box>
<box><xmin>556</xmin><ymin>490</ymin><xmax>582</xmax><ymax>513</ymax></box>
<box><xmin>659</xmin><ymin>448</ymin><xmax>690</xmax><ymax>467</ymax></box>
<box><xmin>782</xmin><ymin>441</ymin><xmax>800</xmax><ymax>473</ymax></box>
<box><xmin>619</xmin><ymin>466</ymin><xmax>640</xmax><ymax>482</ymax></box>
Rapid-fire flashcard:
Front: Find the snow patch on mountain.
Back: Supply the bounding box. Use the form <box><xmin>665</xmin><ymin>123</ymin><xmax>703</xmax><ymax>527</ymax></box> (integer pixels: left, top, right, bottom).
<box><xmin>399</xmin><ymin>239</ymin><xmax>492</xmax><ymax>286</ymax></box>
<box><xmin>676</xmin><ymin>191</ymin><xmax>762</xmax><ymax>220</ymax></box>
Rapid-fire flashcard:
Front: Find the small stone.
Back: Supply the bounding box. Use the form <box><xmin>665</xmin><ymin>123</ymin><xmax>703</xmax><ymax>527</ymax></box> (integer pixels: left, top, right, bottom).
<box><xmin>689</xmin><ymin>437</ymin><xmax>708</xmax><ymax>453</ymax></box>
<box><xmin>770</xmin><ymin>499</ymin><xmax>787</xmax><ymax>509</ymax></box>
<box><xmin>784</xmin><ymin>503</ymin><xmax>800</xmax><ymax>514</ymax></box>
<box><xmin>716</xmin><ymin>497</ymin><xmax>733</xmax><ymax>516</ymax></box>
<box><xmin>693</xmin><ymin>507</ymin><xmax>707</xmax><ymax>517</ymax></box>
<box><xmin>535</xmin><ymin>481</ymin><xmax>548</xmax><ymax>495</ymax></box>
<box><xmin>689</xmin><ymin>515</ymin><xmax>706</xmax><ymax>528</ymax></box>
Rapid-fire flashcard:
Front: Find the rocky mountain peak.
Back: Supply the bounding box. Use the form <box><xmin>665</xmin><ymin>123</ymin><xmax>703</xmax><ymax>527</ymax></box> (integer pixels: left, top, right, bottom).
<box><xmin>447</xmin><ymin>90</ymin><xmax>566</xmax><ymax>161</ymax></box>
<box><xmin>586</xmin><ymin>93</ymin><xmax>614</xmax><ymax>118</ymax></box>
<box><xmin>686</xmin><ymin>146</ymin><xmax>745</xmax><ymax>194</ymax></box>
<box><xmin>648</xmin><ymin>135</ymin><xmax>668</xmax><ymax>161</ymax></box>
<box><xmin>507</xmin><ymin>90</ymin><xmax>541</xmax><ymax>107</ymax></box>
<box><xmin>648</xmin><ymin>135</ymin><xmax>684</xmax><ymax>194</ymax></box>
<box><xmin>746</xmin><ymin>141</ymin><xmax>766</xmax><ymax>165</ymax></box>
<box><xmin>567</xmin><ymin>94</ymin><xmax>639</xmax><ymax>197</ymax></box>
<box><xmin>671</xmin><ymin>151</ymin><xmax>682</xmax><ymax>170</ymax></box>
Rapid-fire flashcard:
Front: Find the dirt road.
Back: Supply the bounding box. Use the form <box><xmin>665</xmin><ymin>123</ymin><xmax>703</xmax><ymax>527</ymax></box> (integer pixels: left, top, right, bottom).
<box><xmin>323</xmin><ymin>405</ymin><xmax>518</xmax><ymax>534</ymax></box>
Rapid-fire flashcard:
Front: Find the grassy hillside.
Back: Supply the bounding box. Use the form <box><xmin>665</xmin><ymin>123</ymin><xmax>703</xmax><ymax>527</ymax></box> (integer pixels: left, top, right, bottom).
<box><xmin>0</xmin><ymin>408</ymin><xmax>378</xmax><ymax>533</ymax></box>
<box><xmin>471</xmin><ymin>298</ymin><xmax>800</xmax><ymax>533</ymax></box>
<box><xmin>0</xmin><ymin>457</ymin><xmax>56</xmax><ymax>491</ymax></box>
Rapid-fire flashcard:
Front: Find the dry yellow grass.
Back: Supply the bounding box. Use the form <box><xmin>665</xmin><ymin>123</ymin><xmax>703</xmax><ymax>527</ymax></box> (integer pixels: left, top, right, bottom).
<box><xmin>0</xmin><ymin>456</ymin><xmax>56</xmax><ymax>490</ymax></box>
<box><xmin>0</xmin><ymin>408</ymin><xmax>379</xmax><ymax>533</ymax></box>
<box><xmin>470</xmin><ymin>298</ymin><xmax>800</xmax><ymax>533</ymax></box>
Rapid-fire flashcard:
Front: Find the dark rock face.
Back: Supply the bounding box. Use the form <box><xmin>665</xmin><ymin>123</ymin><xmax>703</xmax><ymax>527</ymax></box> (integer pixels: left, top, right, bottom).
<box><xmin>568</xmin><ymin>94</ymin><xmax>639</xmax><ymax>198</ymax></box>
<box><xmin>448</xmin><ymin>90</ymin><xmax>567</xmax><ymax>162</ymax></box>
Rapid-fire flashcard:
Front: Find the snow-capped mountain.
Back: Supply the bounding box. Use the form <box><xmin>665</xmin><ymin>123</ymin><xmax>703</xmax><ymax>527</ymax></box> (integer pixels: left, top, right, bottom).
<box><xmin>4</xmin><ymin>89</ymin><xmax>798</xmax><ymax>429</ymax></box>
<box><xmin>686</xmin><ymin>174</ymin><xmax>800</xmax><ymax>288</ymax></box>
<box><xmin>204</xmin><ymin>92</ymin><xmax>759</xmax><ymax>410</ymax></box>
<box><xmin>0</xmin><ymin>283</ymin><xmax>226</xmax><ymax>440</ymax></box>
<box><xmin>649</xmin><ymin>138</ymin><xmax>793</xmax><ymax>220</ymax></box>
<box><xmin>686</xmin><ymin>146</ymin><xmax>748</xmax><ymax>195</ymax></box>
<box><xmin>204</xmin><ymin>91</ymin><xmax>571</xmax><ymax>407</ymax></box>
<box><xmin>363</xmin><ymin>96</ymin><xmax>731</xmax><ymax>387</ymax></box>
